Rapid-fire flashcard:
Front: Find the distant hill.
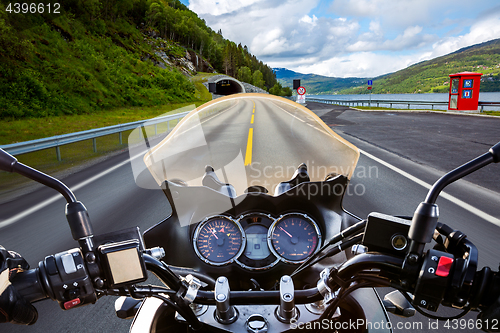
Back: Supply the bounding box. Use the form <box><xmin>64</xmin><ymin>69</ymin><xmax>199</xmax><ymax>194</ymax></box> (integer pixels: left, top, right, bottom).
<box><xmin>340</xmin><ymin>38</ymin><xmax>500</xmax><ymax>94</ymax></box>
<box><xmin>273</xmin><ymin>68</ymin><xmax>368</xmax><ymax>94</ymax></box>
<box><xmin>276</xmin><ymin>38</ymin><xmax>500</xmax><ymax>95</ymax></box>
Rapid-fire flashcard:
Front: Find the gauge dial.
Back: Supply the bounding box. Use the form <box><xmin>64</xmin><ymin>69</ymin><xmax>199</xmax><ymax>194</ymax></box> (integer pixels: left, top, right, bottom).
<box><xmin>244</xmin><ymin>224</ymin><xmax>270</xmax><ymax>260</ymax></box>
<box><xmin>194</xmin><ymin>217</ymin><xmax>244</xmax><ymax>265</ymax></box>
<box><xmin>269</xmin><ymin>214</ymin><xmax>321</xmax><ymax>263</ymax></box>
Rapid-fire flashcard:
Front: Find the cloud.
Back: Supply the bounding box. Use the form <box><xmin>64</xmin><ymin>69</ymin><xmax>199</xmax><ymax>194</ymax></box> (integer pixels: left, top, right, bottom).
<box><xmin>188</xmin><ymin>0</ymin><xmax>500</xmax><ymax>78</ymax></box>
<box><xmin>299</xmin><ymin>14</ymin><xmax>318</xmax><ymax>26</ymax></box>
<box><xmin>428</xmin><ymin>15</ymin><xmax>500</xmax><ymax>59</ymax></box>
<box><xmin>329</xmin><ymin>0</ymin><xmax>469</xmax><ymax>28</ymax></box>
<box><xmin>278</xmin><ymin>52</ymin><xmax>417</xmax><ymax>78</ymax></box>
<box><xmin>189</xmin><ymin>0</ymin><xmax>264</xmax><ymax>16</ymax></box>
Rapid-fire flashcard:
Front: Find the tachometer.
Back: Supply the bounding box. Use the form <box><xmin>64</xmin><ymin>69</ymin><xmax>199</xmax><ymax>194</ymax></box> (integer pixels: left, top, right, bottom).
<box><xmin>269</xmin><ymin>214</ymin><xmax>321</xmax><ymax>263</ymax></box>
<box><xmin>194</xmin><ymin>216</ymin><xmax>245</xmax><ymax>265</ymax></box>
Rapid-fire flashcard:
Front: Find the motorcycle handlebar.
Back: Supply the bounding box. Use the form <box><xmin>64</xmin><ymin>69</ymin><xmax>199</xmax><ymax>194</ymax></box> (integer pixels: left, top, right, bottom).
<box><xmin>12</xmin><ymin>268</ymin><xmax>48</xmax><ymax>303</ymax></box>
<box><xmin>11</xmin><ymin>243</ymin><xmax>500</xmax><ymax>326</ymax></box>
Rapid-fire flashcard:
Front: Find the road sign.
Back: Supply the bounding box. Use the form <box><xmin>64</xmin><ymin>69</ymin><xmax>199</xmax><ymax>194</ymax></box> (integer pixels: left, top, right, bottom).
<box><xmin>297</xmin><ymin>86</ymin><xmax>306</xmax><ymax>95</ymax></box>
<box><xmin>293</xmin><ymin>79</ymin><xmax>301</xmax><ymax>90</ymax></box>
<box><xmin>367</xmin><ymin>80</ymin><xmax>373</xmax><ymax>86</ymax></box>
<box><xmin>367</xmin><ymin>86</ymin><xmax>372</xmax><ymax>90</ymax></box>
<box><xmin>297</xmin><ymin>94</ymin><xmax>305</xmax><ymax>103</ymax></box>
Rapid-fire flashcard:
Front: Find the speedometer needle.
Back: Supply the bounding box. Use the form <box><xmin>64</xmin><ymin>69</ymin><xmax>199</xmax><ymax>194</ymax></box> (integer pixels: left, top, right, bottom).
<box><xmin>279</xmin><ymin>226</ymin><xmax>293</xmax><ymax>238</ymax></box>
<box><xmin>211</xmin><ymin>229</ymin><xmax>219</xmax><ymax>239</ymax></box>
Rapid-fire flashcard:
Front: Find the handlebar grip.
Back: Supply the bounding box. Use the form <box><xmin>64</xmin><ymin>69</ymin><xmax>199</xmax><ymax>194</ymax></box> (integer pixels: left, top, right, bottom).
<box><xmin>12</xmin><ymin>268</ymin><xmax>49</xmax><ymax>303</ymax></box>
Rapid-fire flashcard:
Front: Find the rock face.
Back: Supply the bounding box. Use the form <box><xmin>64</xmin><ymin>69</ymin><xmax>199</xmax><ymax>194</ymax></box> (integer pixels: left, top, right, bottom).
<box><xmin>240</xmin><ymin>82</ymin><xmax>267</xmax><ymax>94</ymax></box>
<box><xmin>186</xmin><ymin>50</ymin><xmax>214</xmax><ymax>73</ymax></box>
<box><xmin>143</xmin><ymin>29</ymin><xmax>215</xmax><ymax>76</ymax></box>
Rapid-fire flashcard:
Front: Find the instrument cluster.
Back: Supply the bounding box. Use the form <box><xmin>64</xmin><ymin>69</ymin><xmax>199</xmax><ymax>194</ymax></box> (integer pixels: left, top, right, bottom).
<box><xmin>193</xmin><ymin>213</ymin><xmax>322</xmax><ymax>270</ymax></box>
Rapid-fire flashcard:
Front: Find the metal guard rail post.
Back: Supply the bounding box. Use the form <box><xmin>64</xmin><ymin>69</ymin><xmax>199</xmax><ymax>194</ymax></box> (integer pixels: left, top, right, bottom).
<box><xmin>0</xmin><ymin>111</ymin><xmax>191</xmax><ymax>160</ymax></box>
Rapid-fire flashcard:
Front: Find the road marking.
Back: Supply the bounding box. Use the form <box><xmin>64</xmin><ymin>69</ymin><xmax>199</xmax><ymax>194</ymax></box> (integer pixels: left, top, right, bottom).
<box><xmin>360</xmin><ymin>149</ymin><xmax>500</xmax><ymax>227</ymax></box>
<box><xmin>0</xmin><ymin>152</ymin><xmax>144</xmax><ymax>229</ymax></box>
<box><xmin>1</xmin><ymin>100</ymin><xmax>245</xmax><ymax>228</ymax></box>
<box><xmin>251</xmin><ymin>114</ymin><xmax>254</xmax><ymax>124</ymax></box>
<box><xmin>244</xmin><ymin>128</ymin><xmax>254</xmax><ymax>166</ymax></box>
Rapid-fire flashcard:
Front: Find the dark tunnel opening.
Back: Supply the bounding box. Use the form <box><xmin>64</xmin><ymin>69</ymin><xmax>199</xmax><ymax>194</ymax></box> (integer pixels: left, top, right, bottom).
<box><xmin>215</xmin><ymin>79</ymin><xmax>244</xmax><ymax>95</ymax></box>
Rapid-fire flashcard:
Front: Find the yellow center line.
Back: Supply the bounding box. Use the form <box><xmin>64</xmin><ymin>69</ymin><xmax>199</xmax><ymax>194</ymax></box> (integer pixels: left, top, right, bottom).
<box><xmin>251</xmin><ymin>114</ymin><xmax>254</xmax><ymax>124</ymax></box>
<box><xmin>244</xmin><ymin>128</ymin><xmax>253</xmax><ymax>166</ymax></box>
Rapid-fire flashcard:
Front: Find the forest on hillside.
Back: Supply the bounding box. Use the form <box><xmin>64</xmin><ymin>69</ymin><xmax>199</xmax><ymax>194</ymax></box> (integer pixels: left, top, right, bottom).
<box><xmin>143</xmin><ymin>0</ymin><xmax>289</xmax><ymax>93</ymax></box>
<box><xmin>0</xmin><ymin>0</ymin><xmax>289</xmax><ymax>120</ymax></box>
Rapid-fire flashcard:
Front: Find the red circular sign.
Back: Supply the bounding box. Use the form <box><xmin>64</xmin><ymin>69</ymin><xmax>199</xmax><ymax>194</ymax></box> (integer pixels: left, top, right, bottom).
<box><xmin>297</xmin><ymin>86</ymin><xmax>306</xmax><ymax>95</ymax></box>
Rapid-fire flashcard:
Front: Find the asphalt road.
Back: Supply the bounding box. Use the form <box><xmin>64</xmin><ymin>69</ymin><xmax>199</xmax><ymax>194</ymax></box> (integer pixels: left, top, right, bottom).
<box><xmin>308</xmin><ymin>102</ymin><xmax>500</xmax><ymax>332</ymax></box>
<box><xmin>0</xmin><ymin>98</ymin><xmax>499</xmax><ymax>332</ymax></box>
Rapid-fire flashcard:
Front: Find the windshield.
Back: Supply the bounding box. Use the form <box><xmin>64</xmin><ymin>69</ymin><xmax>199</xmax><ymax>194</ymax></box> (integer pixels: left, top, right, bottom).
<box><xmin>136</xmin><ymin>94</ymin><xmax>359</xmax><ymax>196</ymax></box>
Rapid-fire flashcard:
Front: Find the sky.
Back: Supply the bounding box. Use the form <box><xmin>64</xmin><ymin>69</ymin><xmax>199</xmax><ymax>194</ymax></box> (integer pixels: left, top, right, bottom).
<box><xmin>178</xmin><ymin>0</ymin><xmax>500</xmax><ymax>78</ymax></box>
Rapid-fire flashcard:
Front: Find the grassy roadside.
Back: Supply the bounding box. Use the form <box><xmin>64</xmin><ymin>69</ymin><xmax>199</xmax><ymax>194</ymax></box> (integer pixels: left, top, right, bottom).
<box><xmin>191</xmin><ymin>72</ymin><xmax>217</xmax><ymax>102</ymax></box>
<box><xmin>355</xmin><ymin>106</ymin><xmax>441</xmax><ymax>112</ymax></box>
<box><xmin>1</xmin><ymin>101</ymin><xmax>199</xmax><ymax>145</ymax></box>
<box><xmin>354</xmin><ymin>106</ymin><xmax>500</xmax><ymax>116</ymax></box>
<box><xmin>0</xmin><ymin>73</ymin><xmax>213</xmax><ymax>201</ymax></box>
<box><xmin>1</xmin><ymin>72</ymin><xmax>215</xmax><ymax>145</ymax></box>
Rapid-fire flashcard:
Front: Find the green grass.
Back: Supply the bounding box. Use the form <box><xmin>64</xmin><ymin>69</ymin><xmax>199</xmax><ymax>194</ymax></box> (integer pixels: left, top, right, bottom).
<box><xmin>355</xmin><ymin>106</ymin><xmax>441</xmax><ymax>112</ymax></box>
<box><xmin>354</xmin><ymin>105</ymin><xmax>500</xmax><ymax>115</ymax></box>
<box><xmin>0</xmin><ymin>101</ymin><xmax>201</xmax><ymax>199</ymax></box>
<box><xmin>0</xmin><ymin>71</ymin><xmax>214</xmax><ymax>199</ymax></box>
<box><xmin>191</xmin><ymin>72</ymin><xmax>217</xmax><ymax>102</ymax></box>
<box><xmin>0</xmin><ymin>12</ymin><xmax>197</xmax><ymax>120</ymax></box>
<box><xmin>0</xmin><ymin>101</ymin><xmax>202</xmax><ymax>145</ymax></box>
<box><xmin>483</xmin><ymin>111</ymin><xmax>500</xmax><ymax>116</ymax></box>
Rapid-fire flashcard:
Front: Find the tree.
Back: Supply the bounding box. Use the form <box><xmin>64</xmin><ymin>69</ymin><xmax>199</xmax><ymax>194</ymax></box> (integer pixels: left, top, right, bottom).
<box><xmin>269</xmin><ymin>83</ymin><xmax>281</xmax><ymax>96</ymax></box>
<box><xmin>252</xmin><ymin>70</ymin><xmax>265</xmax><ymax>89</ymax></box>
<box><xmin>237</xmin><ymin>66</ymin><xmax>252</xmax><ymax>83</ymax></box>
<box><xmin>282</xmin><ymin>87</ymin><xmax>293</xmax><ymax>96</ymax></box>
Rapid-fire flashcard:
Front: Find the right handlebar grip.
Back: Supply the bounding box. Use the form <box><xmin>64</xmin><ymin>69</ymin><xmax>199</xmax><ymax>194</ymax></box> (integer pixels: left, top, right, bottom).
<box><xmin>12</xmin><ymin>268</ymin><xmax>49</xmax><ymax>303</ymax></box>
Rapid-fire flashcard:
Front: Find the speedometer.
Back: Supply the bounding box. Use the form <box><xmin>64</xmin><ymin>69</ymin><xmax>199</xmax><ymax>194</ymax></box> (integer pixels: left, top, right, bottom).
<box><xmin>193</xmin><ymin>216</ymin><xmax>245</xmax><ymax>265</ymax></box>
<box><xmin>269</xmin><ymin>214</ymin><xmax>321</xmax><ymax>263</ymax></box>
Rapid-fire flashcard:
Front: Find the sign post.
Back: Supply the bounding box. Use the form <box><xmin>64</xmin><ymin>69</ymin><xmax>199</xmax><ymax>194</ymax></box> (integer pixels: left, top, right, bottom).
<box><xmin>297</xmin><ymin>86</ymin><xmax>306</xmax><ymax>104</ymax></box>
<box><xmin>367</xmin><ymin>80</ymin><xmax>373</xmax><ymax>107</ymax></box>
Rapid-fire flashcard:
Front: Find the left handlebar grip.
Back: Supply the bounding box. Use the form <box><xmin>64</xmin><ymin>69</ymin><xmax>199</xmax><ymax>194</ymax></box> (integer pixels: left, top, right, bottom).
<box><xmin>12</xmin><ymin>268</ymin><xmax>49</xmax><ymax>303</ymax></box>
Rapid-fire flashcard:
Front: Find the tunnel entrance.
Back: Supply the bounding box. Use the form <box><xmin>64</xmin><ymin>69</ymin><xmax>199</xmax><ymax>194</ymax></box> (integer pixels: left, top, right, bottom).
<box><xmin>213</xmin><ymin>78</ymin><xmax>245</xmax><ymax>95</ymax></box>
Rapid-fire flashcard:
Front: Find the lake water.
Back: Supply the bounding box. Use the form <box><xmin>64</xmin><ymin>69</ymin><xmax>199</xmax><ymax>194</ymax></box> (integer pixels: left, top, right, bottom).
<box><xmin>308</xmin><ymin>92</ymin><xmax>500</xmax><ymax>111</ymax></box>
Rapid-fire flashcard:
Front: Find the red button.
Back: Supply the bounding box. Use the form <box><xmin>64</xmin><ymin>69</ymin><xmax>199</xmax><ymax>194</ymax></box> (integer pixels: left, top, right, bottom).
<box><xmin>435</xmin><ymin>256</ymin><xmax>453</xmax><ymax>277</ymax></box>
<box><xmin>64</xmin><ymin>298</ymin><xmax>81</xmax><ymax>310</ymax></box>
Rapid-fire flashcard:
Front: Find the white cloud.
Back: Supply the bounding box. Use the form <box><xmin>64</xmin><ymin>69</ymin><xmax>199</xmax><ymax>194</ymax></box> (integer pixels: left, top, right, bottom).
<box><xmin>329</xmin><ymin>0</ymin><xmax>468</xmax><ymax>28</ymax></box>
<box><xmin>299</xmin><ymin>14</ymin><xmax>318</xmax><ymax>26</ymax></box>
<box><xmin>428</xmin><ymin>16</ymin><xmax>500</xmax><ymax>59</ymax></box>
<box><xmin>189</xmin><ymin>0</ymin><xmax>264</xmax><ymax>16</ymax></box>
<box><xmin>251</xmin><ymin>28</ymin><xmax>292</xmax><ymax>56</ymax></box>
<box><xmin>293</xmin><ymin>52</ymin><xmax>417</xmax><ymax>78</ymax></box>
<box><xmin>188</xmin><ymin>0</ymin><xmax>500</xmax><ymax>78</ymax></box>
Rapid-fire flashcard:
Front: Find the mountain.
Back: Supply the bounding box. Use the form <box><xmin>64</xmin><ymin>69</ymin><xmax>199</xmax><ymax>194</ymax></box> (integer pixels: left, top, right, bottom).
<box><xmin>273</xmin><ymin>68</ymin><xmax>368</xmax><ymax>94</ymax></box>
<box><xmin>276</xmin><ymin>38</ymin><xmax>500</xmax><ymax>95</ymax></box>
<box><xmin>340</xmin><ymin>38</ymin><xmax>500</xmax><ymax>94</ymax></box>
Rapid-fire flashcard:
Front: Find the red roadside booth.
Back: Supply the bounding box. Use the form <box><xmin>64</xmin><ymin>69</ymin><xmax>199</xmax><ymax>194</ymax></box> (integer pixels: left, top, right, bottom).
<box><xmin>448</xmin><ymin>72</ymin><xmax>482</xmax><ymax>111</ymax></box>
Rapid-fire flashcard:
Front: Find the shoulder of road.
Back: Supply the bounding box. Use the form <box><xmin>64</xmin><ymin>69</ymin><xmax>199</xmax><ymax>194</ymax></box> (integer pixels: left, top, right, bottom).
<box><xmin>306</xmin><ymin>101</ymin><xmax>500</xmax><ymax>195</ymax></box>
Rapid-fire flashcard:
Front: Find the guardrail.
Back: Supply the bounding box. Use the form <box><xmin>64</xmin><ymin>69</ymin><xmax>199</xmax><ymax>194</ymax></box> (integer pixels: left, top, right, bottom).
<box><xmin>0</xmin><ymin>111</ymin><xmax>190</xmax><ymax>160</ymax></box>
<box><xmin>307</xmin><ymin>98</ymin><xmax>500</xmax><ymax>112</ymax></box>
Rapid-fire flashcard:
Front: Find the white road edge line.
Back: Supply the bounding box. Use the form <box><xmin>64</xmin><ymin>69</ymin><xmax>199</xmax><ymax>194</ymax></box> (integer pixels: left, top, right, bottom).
<box><xmin>3</xmin><ymin>139</ymin><xmax>498</xmax><ymax>229</ymax></box>
<box><xmin>0</xmin><ymin>152</ymin><xmax>144</xmax><ymax>229</ymax></box>
<box><xmin>360</xmin><ymin>149</ymin><xmax>500</xmax><ymax>227</ymax></box>
<box><xmin>0</xmin><ymin>101</ymin><xmax>244</xmax><ymax>229</ymax></box>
